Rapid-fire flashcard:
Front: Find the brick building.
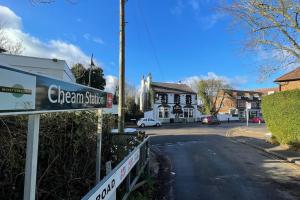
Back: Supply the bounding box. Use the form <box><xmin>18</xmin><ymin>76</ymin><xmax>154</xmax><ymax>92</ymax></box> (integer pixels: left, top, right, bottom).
<box><xmin>216</xmin><ymin>89</ymin><xmax>263</xmax><ymax>119</ymax></box>
<box><xmin>275</xmin><ymin>67</ymin><xmax>300</xmax><ymax>91</ymax></box>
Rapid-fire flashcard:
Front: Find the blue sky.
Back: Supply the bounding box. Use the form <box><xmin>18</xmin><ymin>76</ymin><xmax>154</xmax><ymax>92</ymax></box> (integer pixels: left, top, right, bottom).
<box><xmin>0</xmin><ymin>0</ymin><xmax>280</xmax><ymax>91</ymax></box>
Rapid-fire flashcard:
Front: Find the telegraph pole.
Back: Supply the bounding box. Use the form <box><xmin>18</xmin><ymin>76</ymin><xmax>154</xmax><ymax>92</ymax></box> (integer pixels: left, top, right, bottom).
<box><xmin>118</xmin><ymin>0</ymin><xmax>125</xmax><ymax>133</ymax></box>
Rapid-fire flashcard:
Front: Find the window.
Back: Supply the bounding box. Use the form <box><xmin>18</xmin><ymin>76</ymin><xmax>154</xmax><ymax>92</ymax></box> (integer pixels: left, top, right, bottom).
<box><xmin>165</xmin><ymin>111</ymin><xmax>169</xmax><ymax>118</ymax></box>
<box><xmin>186</xmin><ymin>95</ymin><xmax>192</xmax><ymax>105</ymax></box>
<box><xmin>237</xmin><ymin>100</ymin><xmax>246</xmax><ymax>108</ymax></box>
<box><xmin>161</xmin><ymin>94</ymin><xmax>168</xmax><ymax>104</ymax></box>
<box><xmin>174</xmin><ymin>94</ymin><xmax>180</xmax><ymax>104</ymax></box>
<box><xmin>251</xmin><ymin>102</ymin><xmax>260</xmax><ymax>108</ymax></box>
<box><xmin>239</xmin><ymin>111</ymin><xmax>246</xmax><ymax>118</ymax></box>
<box><xmin>159</xmin><ymin>107</ymin><xmax>169</xmax><ymax>118</ymax></box>
<box><xmin>159</xmin><ymin>111</ymin><xmax>163</xmax><ymax>118</ymax></box>
<box><xmin>189</xmin><ymin>109</ymin><xmax>193</xmax><ymax>117</ymax></box>
<box><xmin>184</xmin><ymin>108</ymin><xmax>194</xmax><ymax>118</ymax></box>
<box><xmin>184</xmin><ymin>109</ymin><xmax>188</xmax><ymax>118</ymax></box>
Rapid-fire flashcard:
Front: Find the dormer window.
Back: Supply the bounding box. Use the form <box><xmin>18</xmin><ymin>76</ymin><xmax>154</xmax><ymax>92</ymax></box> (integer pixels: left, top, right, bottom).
<box><xmin>174</xmin><ymin>94</ymin><xmax>180</xmax><ymax>104</ymax></box>
<box><xmin>161</xmin><ymin>94</ymin><xmax>168</xmax><ymax>104</ymax></box>
<box><xmin>186</xmin><ymin>95</ymin><xmax>192</xmax><ymax>105</ymax></box>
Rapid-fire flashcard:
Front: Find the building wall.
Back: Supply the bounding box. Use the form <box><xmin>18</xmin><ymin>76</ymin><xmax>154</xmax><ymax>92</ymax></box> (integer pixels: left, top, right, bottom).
<box><xmin>216</xmin><ymin>95</ymin><xmax>237</xmax><ymax>114</ymax></box>
<box><xmin>152</xmin><ymin>92</ymin><xmax>199</xmax><ymax>123</ymax></box>
<box><xmin>279</xmin><ymin>80</ymin><xmax>300</xmax><ymax>91</ymax></box>
<box><xmin>0</xmin><ymin>53</ymin><xmax>75</xmax><ymax>82</ymax></box>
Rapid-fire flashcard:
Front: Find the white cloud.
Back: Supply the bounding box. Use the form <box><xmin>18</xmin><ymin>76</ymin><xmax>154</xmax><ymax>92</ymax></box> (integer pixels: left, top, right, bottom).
<box><xmin>0</xmin><ymin>5</ymin><xmax>95</xmax><ymax>67</ymax></box>
<box><xmin>182</xmin><ymin>72</ymin><xmax>248</xmax><ymax>90</ymax></box>
<box><xmin>83</xmin><ymin>33</ymin><xmax>90</xmax><ymax>40</ymax></box>
<box><xmin>199</xmin><ymin>13</ymin><xmax>225</xmax><ymax>30</ymax></box>
<box><xmin>105</xmin><ymin>75</ymin><xmax>118</xmax><ymax>93</ymax></box>
<box><xmin>93</xmin><ymin>37</ymin><xmax>104</xmax><ymax>45</ymax></box>
<box><xmin>83</xmin><ymin>33</ymin><xmax>104</xmax><ymax>45</ymax></box>
<box><xmin>0</xmin><ymin>5</ymin><xmax>21</xmax><ymax>29</ymax></box>
<box><xmin>171</xmin><ymin>0</ymin><xmax>224</xmax><ymax>30</ymax></box>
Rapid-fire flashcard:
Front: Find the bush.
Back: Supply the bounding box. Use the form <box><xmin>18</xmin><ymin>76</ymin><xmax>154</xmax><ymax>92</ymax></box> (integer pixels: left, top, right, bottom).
<box><xmin>262</xmin><ymin>89</ymin><xmax>300</xmax><ymax>145</ymax></box>
<box><xmin>0</xmin><ymin>111</ymin><xmax>117</xmax><ymax>200</ymax></box>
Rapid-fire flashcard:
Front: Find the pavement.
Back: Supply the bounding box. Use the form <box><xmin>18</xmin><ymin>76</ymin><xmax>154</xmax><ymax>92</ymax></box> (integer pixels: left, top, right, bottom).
<box><xmin>227</xmin><ymin>125</ymin><xmax>300</xmax><ymax>167</ymax></box>
<box><xmin>147</xmin><ymin>123</ymin><xmax>300</xmax><ymax>200</ymax></box>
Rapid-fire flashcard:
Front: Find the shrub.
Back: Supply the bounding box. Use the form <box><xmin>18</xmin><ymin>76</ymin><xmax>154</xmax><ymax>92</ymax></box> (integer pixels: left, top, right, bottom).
<box><xmin>262</xmin><ymin>89</ymin><xmax>300</xmax><ymax>145</ymax></box>
<box><xmin>0</xmin><ymin>111</ymin><xmax>117</xmax><ymax>200</ymax></box>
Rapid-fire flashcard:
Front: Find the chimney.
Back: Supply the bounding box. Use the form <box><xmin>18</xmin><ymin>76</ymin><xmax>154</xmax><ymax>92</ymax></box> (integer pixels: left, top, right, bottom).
<box><xmin>146</xmin><ymin>73</ymin><xmax>152</xmax><ymax>90</ymax></box>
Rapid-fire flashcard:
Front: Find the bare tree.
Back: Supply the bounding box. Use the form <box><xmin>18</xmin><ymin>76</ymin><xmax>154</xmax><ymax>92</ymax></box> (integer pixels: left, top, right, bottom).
<box><xmin>0</xmin><ymin>25</ymin><xmax>24</xmax><ymax>55</ymax></box>
<box><xmin>197</xmin><ymin>79</ymin><xmax>232</xmax><ymax>115</ymax></box>
<box><xmin>224</xmin><ymin>0</ymin><xmax>300</xmax><ymax>80</ymax></box>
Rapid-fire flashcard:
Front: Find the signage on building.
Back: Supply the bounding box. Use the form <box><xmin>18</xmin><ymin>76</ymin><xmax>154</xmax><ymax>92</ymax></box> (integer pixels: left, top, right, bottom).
<box><xmin>0</xmin><ymin>65</ymin><xmax>112</xmax><ymax>115</ymax></box>
<box><xmin>246</xmin><ymin>102</ymin><xmax>251</xmax><ymax>109</ymax></box>
<box><xmin>82</xmin><ymin>149</ymin><xmax>140</xmax><ymax>200</ymax></box>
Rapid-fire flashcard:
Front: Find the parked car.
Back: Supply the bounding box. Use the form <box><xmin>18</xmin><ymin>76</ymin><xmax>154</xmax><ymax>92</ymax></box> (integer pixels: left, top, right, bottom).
<box><xmin>250</xmin><ymin>117</ymin><xmax>265</xmax><ymax>123</ymax></box>
<box><xmin>111</xmin><ymin>128</ymin><xmax>137</xmax><ymax>134</ymax></box>
<box><xmin>201</xmin><ymin>115</ymin><xmax>220</xmax><ymax>125</ymax></box>
<box><xmin>137</xmin><ymin>118</ymin><xmax>161</xmax><ymax>128</ymax></box>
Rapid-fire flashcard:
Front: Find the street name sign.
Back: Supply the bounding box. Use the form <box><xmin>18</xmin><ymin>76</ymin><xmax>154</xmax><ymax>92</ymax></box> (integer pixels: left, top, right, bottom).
<box><xmin>0</xmin><ymin>65</ymin><xmax>113</xmax><ymax>116</ymax></box>
<box><xmin>246</xmin><ymin>102</ymin><xmax>251</xmax><ymax>110</ymax></box>
<box><xmin>82</xmin><ymin>148</ymin><xmax>140</xmax><ymax>200</ymax></box>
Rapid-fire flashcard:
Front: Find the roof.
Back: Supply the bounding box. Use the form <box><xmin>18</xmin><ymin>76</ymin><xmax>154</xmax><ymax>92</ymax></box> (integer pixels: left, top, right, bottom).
<box><xmin>275</xmin><ymin>67</ymin><xmax>300</xmax><ymax>82</ymax></box>
<box><xmin>221</xmin><ymin>89</ymin><xmax>263</xmax><ymax>96</ymax></box>
<box><xmin>0</xmin><ymin>53</ymin><xmax>75</xmax><ymax>82</ymax></box>
<box><xmin>151</xmin><ymin>82</ymin><xmax>196</xmax><ymax>94</ymax></box>
<box><xmin>254</xmin><ymin>87</ymin><xmax>279</xmax><ymax>94</ymax></box>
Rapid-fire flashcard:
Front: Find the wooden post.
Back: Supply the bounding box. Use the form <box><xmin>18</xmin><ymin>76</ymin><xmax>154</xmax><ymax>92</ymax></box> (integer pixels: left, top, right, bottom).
<box><xmin>23</xmin><ymin>114</ymin><xmax>40</xmax><ymax>200</ymax></box>
<box><xmin>118</xmin><ymin>0</ymin><xmax>125</xmax><ymax>133</ymax></box>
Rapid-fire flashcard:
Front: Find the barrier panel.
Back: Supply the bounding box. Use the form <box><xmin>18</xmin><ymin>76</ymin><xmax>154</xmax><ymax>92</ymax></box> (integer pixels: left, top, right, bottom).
<box><xmin>0</xmin><ymin>65</ymin><xmax>113</xmax><ymax>200</ymax></box>
<box><xmin>82</xmin><ymin>137</ymin><xmax>150</xmax><ymax>200</ymax></box>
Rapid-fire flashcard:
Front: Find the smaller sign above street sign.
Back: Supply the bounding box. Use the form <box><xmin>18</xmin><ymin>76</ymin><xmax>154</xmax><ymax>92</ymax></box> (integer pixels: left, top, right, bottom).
<box><xmin>0</xmin><ymin>65</ymin><xmax>112</xmax><ymax>116</ymax></box>
<box><xmin>246</xmin><ymin>102</ymin><xmax>251</xmax><ymax>110</ymax></box>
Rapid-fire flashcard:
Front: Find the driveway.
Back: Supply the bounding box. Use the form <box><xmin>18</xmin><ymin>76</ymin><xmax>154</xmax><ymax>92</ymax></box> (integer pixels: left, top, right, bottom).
<box><xmin>148</xmin><ymin>123</ymin><xmax>300</xmax><ymax>200</ymax></box>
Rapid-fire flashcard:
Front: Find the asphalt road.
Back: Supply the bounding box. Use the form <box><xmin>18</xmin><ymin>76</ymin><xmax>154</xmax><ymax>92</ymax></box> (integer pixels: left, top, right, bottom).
<box><xmin>147</xmin><ymin>123</ymin><xmax>300</xmax><ymax>200</ymax></box>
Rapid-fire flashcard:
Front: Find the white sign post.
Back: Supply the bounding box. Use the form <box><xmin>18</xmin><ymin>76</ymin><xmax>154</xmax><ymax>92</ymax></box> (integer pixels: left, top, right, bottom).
<box><xmin>246</xmin><ymin>102</ymin><xmax>251</xmax><ymax>127</ymax></box>
<box><xmin>23</xmin><ymin>114</ymin><xmax>40</xmax><ymax>200</ymax></box>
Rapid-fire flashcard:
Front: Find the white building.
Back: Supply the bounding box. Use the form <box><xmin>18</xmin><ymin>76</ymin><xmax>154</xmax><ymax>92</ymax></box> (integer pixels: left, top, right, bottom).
<box><xmin>140</xmin><ymin>74</ymin><xmax>201</xmax><ymax>123</ymax></box>
<box><xmin>0</xmin><ymin>53</ymin><xmax>75</xmax><ymax>82</ymax></box>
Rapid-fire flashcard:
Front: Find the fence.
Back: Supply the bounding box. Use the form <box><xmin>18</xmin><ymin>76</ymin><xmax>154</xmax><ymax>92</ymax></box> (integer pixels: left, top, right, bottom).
<box><xmin>82</xmin><ymin>136</ymin><xmax>150</xmax><ymax>200</ymax></box>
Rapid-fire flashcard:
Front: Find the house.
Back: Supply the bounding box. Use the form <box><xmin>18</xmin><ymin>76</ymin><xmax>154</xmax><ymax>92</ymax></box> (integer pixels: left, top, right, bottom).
<box><xmin>0</xmin><ymin>53</ymin><xmax>75</xmax><ymax>82</ymax></box>
<box><xmin>216</xmin><ymin>89</ymin><xmax>263</xmax><ymax>119</ymax></box>
<box><xmin>275</xmin><ymin>67</ymin><xmax>300</xmax><ymax>91</ymax></box>
<box><xmin>140</xmin><ymin>74</ymin><xmax>200</xmax><ymax>123</ymax></box>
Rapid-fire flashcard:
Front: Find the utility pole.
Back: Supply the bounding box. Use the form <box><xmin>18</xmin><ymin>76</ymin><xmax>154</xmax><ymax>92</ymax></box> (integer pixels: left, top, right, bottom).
<box><xmin>118</xmin><ymin>0</ymin><xmax>125</xmax><ymax>133</ymax></box>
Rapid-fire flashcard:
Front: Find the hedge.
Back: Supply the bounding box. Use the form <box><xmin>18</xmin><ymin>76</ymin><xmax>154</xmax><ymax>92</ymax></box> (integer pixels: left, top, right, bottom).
<box><xmin>262</xmin><ymin>89</ymin><xmax>300</xmax><ymax>145</ymax></box>
<box><xmin>0</xmin><ymin>112</ymin><xmax>141</xmax><ymax>200</ymax></box>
